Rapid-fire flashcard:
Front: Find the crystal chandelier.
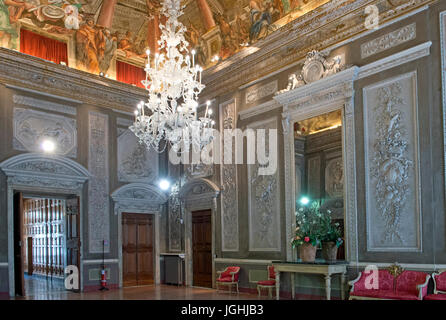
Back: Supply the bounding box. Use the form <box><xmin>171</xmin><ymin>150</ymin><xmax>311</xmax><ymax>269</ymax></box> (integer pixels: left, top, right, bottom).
<box><xmin>130</xmin><ymin>0</ymin><xmax>215</xmax><ymax>153</ymax></box>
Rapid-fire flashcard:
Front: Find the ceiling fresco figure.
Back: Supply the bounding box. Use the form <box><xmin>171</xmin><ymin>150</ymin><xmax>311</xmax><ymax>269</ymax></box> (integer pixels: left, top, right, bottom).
<box><xmin>0</xmin><ymin>0</ymin><xmax>26</xmax><ymax>48</ymax></box>
<box><xmin>76</xmin><ymin>17</ymin><xmax>103</xmax><ymax>74</ymax></box>
<box><xmin>215</xmin><ymin>12</ymin><xmax>238</xmax><ymax>60</ymax></box>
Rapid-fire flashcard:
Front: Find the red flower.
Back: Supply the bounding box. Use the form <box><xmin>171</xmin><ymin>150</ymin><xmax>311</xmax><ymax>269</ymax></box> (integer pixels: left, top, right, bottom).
<box><xmin>304</xmin><ymin>236</ymin><xmax>310</xmax><ymax>242</ymax></box>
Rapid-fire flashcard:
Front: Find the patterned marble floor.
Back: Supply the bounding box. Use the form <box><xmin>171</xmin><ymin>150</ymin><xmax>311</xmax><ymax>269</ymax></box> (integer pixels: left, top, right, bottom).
<box><xmin>14</xmin><ymin>277</ymin><xmax>269</xmax><ymax>300</ymax></box>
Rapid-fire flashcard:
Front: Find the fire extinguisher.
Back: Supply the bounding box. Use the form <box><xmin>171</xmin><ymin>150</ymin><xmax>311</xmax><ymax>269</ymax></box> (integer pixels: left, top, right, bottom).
<box><xmin>99</xmin><ymin>240</ymin><xmax>109</xmax><ymax>291</ymax></box>
<box><xmin>100</xmin><ymin>269</ymin><xmax>108</xmax><ymax>291</ymax></box>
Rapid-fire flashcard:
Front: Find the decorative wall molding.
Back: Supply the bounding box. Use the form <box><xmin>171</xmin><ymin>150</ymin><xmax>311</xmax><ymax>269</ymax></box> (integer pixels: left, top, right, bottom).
<box><xmin>168</xmin><ymin>179</ymin><xmax>183</xmax><ymax>252</ymax></box>
<box><xmin>0</xmin><ymin>48</ymin><xmax>145</xmax><ymax>112</ymax></box>
<box><xmin>360</xmin><ymin>23</ymin><xmax>417</xmax><ymax>59</ymax></box>
<box><xmin>247</xmin><ymin>118</ymin><xmax>281</xmax><ymax>252</ymax></box>
<box><xmin>82</xmin><ymin>259</ymin><xmax>119</xmax><ymax>265</ymax></box>
<box><xmin>13</xmin><ymin>94</ymin><xmax>78</xmax><ymax>115</ymax></box>
<box><xmin>88</xmin><ymin>112</ymin><xmax>110</xmax><ymax>254</ymax></box>
<box><xmin>274</xmin><ymin>66</ymin><xmax>359</xmax><ymax>262</ymax></box>
<box><xmin>363</xmin><ymin>72</ymin><xmax>422</xmax><ymax>252</ymax></box>
<box><xmin>358</xmin><ymin>42</ymin><xmax>432</xmax><ymax>79</ymax></box>
<box><xmin>214</xmin><ymin>258</ymin><xmax>273</xmax><ymax>265</ymax></box>
<box><xmin>219</xmin><ymin>99</ymin><xmax>239</xmax><ymax>252</ymax></box>
<box><xmin>117</xmin><ymin>129</ymin><xmax>158</xmax><ymax>183</ymax></box>
<box><xmin>116</xmin><ymin>117</ymin><xmax>133</xmax><ymax>127</ymax></box>
<box><xmin>238</xmin><ymin>100</ymin><xmax>281</xmax><ymax>120</ymax></box>
<box><xmin>13</xmin><ymin>108</ymin><xmax>77</xmax><ymax>158</ymax></box>
<box><xmin>245</xmin><ymin>80</ymin><xmax>278</xmax><ymax>105</ymax></box>
<box><xmin>440</xmin><ymin>11</ymin><xmax>446</xmax><ymax>208</ymax></box>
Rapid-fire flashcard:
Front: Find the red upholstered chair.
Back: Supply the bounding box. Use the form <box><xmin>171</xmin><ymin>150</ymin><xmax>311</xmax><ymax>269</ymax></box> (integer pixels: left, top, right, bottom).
<box><xmin>425</xmin><ymin>270</ymin><xmax>446</xmax><ymax>300</ymax></box>
<box><xmin>216</xmin><ymin>266</ymin><xmax>240</xmax><ymax>294</ymax></box>
<box><xmin>257</xmin><ymin>266</ymin><xmax>276</xmax><ymax>299</ymax></box>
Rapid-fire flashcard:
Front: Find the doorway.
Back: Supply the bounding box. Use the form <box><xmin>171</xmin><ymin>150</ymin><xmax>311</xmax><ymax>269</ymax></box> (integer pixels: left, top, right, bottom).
<box><xmin>13</xmin><ymin>192</ymin><xmax>80</xmax><ymax>297</ymax></box>
<box><xmin>122</xmin><ymin>213</ymin><xmax>154</xmax><ymax>287</ymax></box>
<box><xmin>192</xmin><ymin>210</ymin><xmax>212</xmax><ymax>288</ymax></box>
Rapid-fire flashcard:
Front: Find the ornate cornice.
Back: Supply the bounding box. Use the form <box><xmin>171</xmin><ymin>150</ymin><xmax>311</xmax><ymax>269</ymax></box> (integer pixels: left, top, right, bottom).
<box><xmin>0</xmin><ymin>48</ymin><xmax>146</xmax><ymax>112</ymax></box>
<box><xmin>201</xmin><ymin>0</ymin><xmax>437</xmax><ymax>99</ymax></box>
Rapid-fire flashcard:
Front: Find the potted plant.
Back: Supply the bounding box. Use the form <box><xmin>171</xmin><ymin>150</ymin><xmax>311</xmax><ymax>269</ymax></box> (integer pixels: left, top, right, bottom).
<box><xmin>291</xmin><ymin>201</ymin><xmax>323</xmax><ymax>262</ymax></box>
<box><xmin>320</xmin><ymin>209</ymin><xmax>343</xmax><ymax>262</ymax></box>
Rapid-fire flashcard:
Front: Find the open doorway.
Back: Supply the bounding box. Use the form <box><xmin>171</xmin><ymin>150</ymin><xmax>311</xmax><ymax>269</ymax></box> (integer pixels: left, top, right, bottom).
<box><xmin>13</xmin><ymin>192</ymin><xmax>80</xmax><ymax>297</ymax></box>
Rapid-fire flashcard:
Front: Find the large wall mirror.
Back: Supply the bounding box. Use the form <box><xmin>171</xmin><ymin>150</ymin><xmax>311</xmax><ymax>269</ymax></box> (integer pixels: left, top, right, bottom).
<box><xmin>293</xmin><ymin>110</ymin><xmax>345</xmax><ymax>260</ymax></box>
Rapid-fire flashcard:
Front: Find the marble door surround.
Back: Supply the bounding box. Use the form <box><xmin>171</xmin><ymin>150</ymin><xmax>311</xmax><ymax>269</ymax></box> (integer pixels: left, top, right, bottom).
<box><xmin>178</xmin><ymin>178</ymin><xmax>220</xmax><ymax>288</ymax></box>
<box><xmin>0</xmin><ymin>153</ymin><xmax>90</xmax><ymax>296</ymax></box>
<box><xmin>111</xmin><ymin>183</ymin><xmax>168</xmax><ymax>287</ymax></box>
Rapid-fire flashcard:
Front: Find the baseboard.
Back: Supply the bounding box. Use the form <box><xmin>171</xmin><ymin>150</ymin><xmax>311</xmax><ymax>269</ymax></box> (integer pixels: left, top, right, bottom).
<box><xmin>83</xmin><ymin>283</ymin><xmax>119</xmax><ymax>292</ymax></box>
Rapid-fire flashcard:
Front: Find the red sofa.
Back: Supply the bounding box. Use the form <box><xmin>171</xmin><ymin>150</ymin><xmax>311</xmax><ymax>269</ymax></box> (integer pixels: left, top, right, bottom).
<box><xmin>425</xmin><ymin>270</ymin><xmax>446</xmax><ymax>300</ymax></box>
<box><xmin>349</xmin><ymin>267</ymin><xmax>430</xmax><ymax>300</ymax></box>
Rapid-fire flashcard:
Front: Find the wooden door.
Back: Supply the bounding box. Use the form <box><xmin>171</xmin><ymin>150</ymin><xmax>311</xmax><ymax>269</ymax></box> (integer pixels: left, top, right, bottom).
<box><xmin>122</xmin><ymin>213</ymin><xmax>154</xmax><ymax>287</ymax></box>
<box><xmin>13</xmin><ymin>192</ymin><xmax>25</xmax><ymax>296</ymax></box>
<box><xmin>192</xmin><ymin>210</ymin><xmax>212</xmax><ymax>288</ymax></box>
<box><xmin>66</xmin><ymin>196</ymin><xmax>81</xmax><ymax>292</ymax></box>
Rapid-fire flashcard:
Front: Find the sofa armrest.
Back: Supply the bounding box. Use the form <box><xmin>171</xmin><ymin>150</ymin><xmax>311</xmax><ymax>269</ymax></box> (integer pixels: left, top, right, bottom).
<box><xmin>348</xmin><ymin>272</ymin><xmax>362</xmax><ymax>293</ymax></box>
<box><xmin>229</xmin><ymin>271</ymin><xmax>238</xmax><ymax>282</ymax></box>
<box><xmin>417</xmin><ymin>275</ymin><xmax>431</xmax><ymax>300</ymax></box>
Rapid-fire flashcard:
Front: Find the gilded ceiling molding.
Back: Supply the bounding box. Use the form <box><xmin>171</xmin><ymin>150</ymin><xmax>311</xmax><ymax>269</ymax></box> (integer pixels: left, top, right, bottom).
<box><xmin>0</xmin><ymin>48</ymin><xmax>145</xmax><ymax>112</ymax></box>
<box><xmin>201</xmin><ymin>0</ymin><xmax>436</xmax><ymax>99</ymax></box>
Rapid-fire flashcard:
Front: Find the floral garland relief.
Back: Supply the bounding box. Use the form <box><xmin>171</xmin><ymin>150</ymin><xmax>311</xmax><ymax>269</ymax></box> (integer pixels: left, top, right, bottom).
<box><xmin>372</xmin><ymin>83</ymin><xmax>412</xmax><ymax>244</ymax></box>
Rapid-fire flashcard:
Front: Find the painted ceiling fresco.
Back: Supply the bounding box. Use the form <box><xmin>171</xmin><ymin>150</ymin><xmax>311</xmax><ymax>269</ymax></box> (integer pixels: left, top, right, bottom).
<box><xmin>0</xmin><ymin>0</ymin><xmax>329</xmax><ymax>78</ymax></box>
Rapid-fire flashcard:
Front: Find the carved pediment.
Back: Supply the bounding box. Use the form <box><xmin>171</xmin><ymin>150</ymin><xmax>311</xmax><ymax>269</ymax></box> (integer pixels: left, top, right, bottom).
<box><xmin>111</xmin><ymin>183</ymin><xmax>168</xmax><ymax>211</ymax></box>
<box><xmin>178</xmin><ymin>178</ymin><xmax>220</xmax><ymax>200</ymax></box>
<box><xmin>276</xmin><ymin>51</ymin><xmax>345</xmax><ymax>95</ymax></box>
<box><xmin>0</xmin><ymin>153</ymin><xmax>89</xmax><ymax>179</ymax></box>
<box><xmin>0</xmin><ymin>153</ymin><xmax>90</xmax><ymax>190</ymax></box>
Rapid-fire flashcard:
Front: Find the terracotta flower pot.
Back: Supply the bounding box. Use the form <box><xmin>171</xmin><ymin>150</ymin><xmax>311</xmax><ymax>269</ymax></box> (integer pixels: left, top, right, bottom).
<box><xmin>299</xmin><ymin>243</ymin><xmax>317</xmax><ymax>262</ymax></box>
<box><xmin>322</xmin><ymin>241</ymin><xmax>338</xmax><ymax>262</ymax></box>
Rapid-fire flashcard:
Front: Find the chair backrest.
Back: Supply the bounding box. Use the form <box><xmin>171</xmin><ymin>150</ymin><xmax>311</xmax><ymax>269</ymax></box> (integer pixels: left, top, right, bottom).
<box><xmin>222</xmin><ymin>266</ymin><xmax>240</xmax><ymax>281</ymax></box>
<box><xmin>351</xmin><ymin>269</ymin><xmax>394</xmax><ymax>292</ymax></box>
<box><xmin>433</xmin><ymin>271</ymin><xmax>446</xmax><ymax>293</ymax></box>
<box><xmin>267</xmin><ymin>266</ymin><xmax>276</xmax><ymax>280</ymax></box>
<box><xmin>395</xmin><ymin>271</ymin><xmax>429</xmax><ymax>296</ymax></box>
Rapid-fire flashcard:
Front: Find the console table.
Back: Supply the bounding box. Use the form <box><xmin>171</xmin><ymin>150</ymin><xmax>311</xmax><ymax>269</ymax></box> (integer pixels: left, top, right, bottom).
<box><xmin>272</xmin><ymin>260</ymin><xmax>348</xmax><ymax>300</ymax></box>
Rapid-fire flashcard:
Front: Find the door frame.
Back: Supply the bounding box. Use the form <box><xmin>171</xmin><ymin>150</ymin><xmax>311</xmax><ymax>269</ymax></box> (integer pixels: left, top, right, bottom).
<box><xmin>111</xmin><ymin>183</ymin><xmax>168</xmax><ymax>288</ymax></box>
<box><xmin>179</xmin><ymin>178</ymin><xmax>220</xmax><ymax>288</ymax></box>
<box><xmin>0</xmin><ymin>153</ymin><xmax>89</xmax><ymax>297</ymax></box>
<box><xmin>119</xmin><ymin>211</ymin><xmax>159</xmax><ymax>287</ymax></box>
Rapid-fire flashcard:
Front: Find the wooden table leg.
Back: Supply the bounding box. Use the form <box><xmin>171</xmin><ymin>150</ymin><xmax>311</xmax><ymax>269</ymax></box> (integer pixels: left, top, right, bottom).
<box><xmin>325</xmin><ymin>274</ymin><xmax>331</xmax><ymax>300</ymax></box>
<box><xmin>291</xmin><ymin>273</ymin><xmax>295</xmax><ymax>300</ymax></box>
<box><xmin>275</xmin><ymin>271</ymin><xmax>280</xmax><ymax>300</ymax></box>
<box><xmin>341</xmin><ymin>272</ymin><xmax>346</xmax><ymax>300</ymax></box>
